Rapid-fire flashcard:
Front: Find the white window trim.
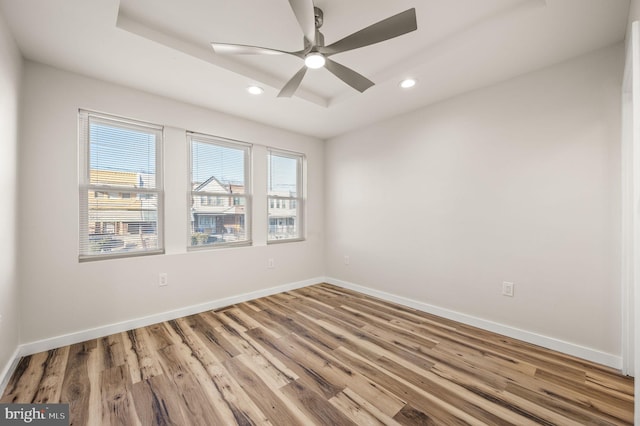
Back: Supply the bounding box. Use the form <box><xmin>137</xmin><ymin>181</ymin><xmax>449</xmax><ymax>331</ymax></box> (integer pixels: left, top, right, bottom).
<box><xmin>78</xmin><ymin>110</ymin><xmax>164</xmax><ymax>261</ymax></box>
<box><xmin>267</xmin><ymin>148</ymin><xmax>305</xmax><ymax>244</ymax></box>
<box><xmin>187</xmin><ymin>132</ymin><xmax>253</xmax><ymax>250</ymax></box>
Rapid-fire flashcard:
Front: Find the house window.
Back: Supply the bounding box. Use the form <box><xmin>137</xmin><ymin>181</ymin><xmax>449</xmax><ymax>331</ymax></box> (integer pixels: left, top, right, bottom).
<box><xmin>268</xmin><ymin>149</ymin><xmax>304</xmax><ymax>242</ymax></box>
<box><xmin>78</xmin><ymin>110</ymin><xmax>164</xmax><ymax>260</ymax></box>
<box><xmin>189</xmin><ymin>132</ymin><xmax>251</xmax><ymax>248</ymax></box>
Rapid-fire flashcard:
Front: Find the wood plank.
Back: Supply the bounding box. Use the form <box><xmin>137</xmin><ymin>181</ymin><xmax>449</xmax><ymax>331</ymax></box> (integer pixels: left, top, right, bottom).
<box><xmin>100</xmin><ymin>365</ymin><xmax>142</xmax><ymax>426</ymax></box>
<box><xmin>330</xmin><ymin>387</ymin><xmax>403</xmax><ymax>426</ymax></box>
<box><xmin>332</xmin><ymin>346</ymin><xmax>484</xmax><ymax>425</ymax></box>
<box><xmin>152</xmin><ymin>344</ymin><xmax>227</xmax><ymax>425</ymax></box>
<box><xmin>505</xmin><ymin>381</ymin><xmax>629</xmax><ymax>425</ymax></box>
<box><xmin>287</xmin><ymin>294</ymin><xmax>368</xmax><ymax>329</ymax></box>
<box><xmin>393</xmin><ymin>403</ymin><xmax>463</xmax><ymax>426</ymax></box>
<box><xmin>515</xmin><ymin>370</ymin><xmax>634</xmax><ymax>424</ymax></box>
<box><xmin>284</xmin><ymin>332</ymin><xmax>407</xmax><ymax>417</ymax></box>
<box><xmin>586</xmin><ymin>370</ymin><xmax>635</xmax><ymax>402</ymax></box>
<box><xmin>205</xmin><ymin>363</ymin><xmax>270</xmax><ymax>425</ymax></box>
<box><xmin>100</xmin><ymin>333</ymin><xmax>126</xmax><ymax>370</ymax></box>
<box><xmin>374</xmin><ymin>355</ymin><xmax>540</xmax><ymax>425</ymax></box>
<box><xmin>0</xmin><ymin>352</ymin><xmax>49</xmax><ymax>403</ymax></box>
<box><xmin>131</xmin><ymin>375</ymin><xmax>188</xmax><ymax>426</ymax></box>
<box><xmin>120</xmin><ymin>331</ymin><xmax>143</xmax><ymax>386</ymax></box>
<box><xmin>223</xmin><ymin>355</ymin><xmax>306</xmax><ymax>425</ymax></box>
<box><xmin>430</xmin><ymin>359</ymin><xmax>576</xmax><ymax>425</ymax></box>
<box><xmin>221</xmin><ymin>307</ymin><xmax>260</xmax><ymax>331</ymax></box>
<box><xmin>234</xmin><ymin>303</ymin><xmax>283</xmax><ymax>339</ymax></box>
<box><xmin>31</xmin><ymin>346</ymin><xmax>69</xmax><ymax>404</ymax></box>
<box><xmin>313</xmin><ymin>315</ymin><xmax>435</xmax><ymax>373</ymax></box>
<box><xmin>60</xmin><ymin>340</ymin><xmax>98</xmax><ymax>426</ymax></box>
<box><xmin>86</xmin><ymin>338</ymin><xmax>105</xmax><ymax>426</ymax></box>
<box><xmin>169</xmin><ymin>319</ymin><xmax>265</xmax><ymax>424</ymax></box>
<box><xmin>258</xmin><ymin>297</ymin><xmax>343</xmax><ymax>350</ymax></box>
<box><xmin>247</xmin><ymin>327</ymin><xmax>344</xmax><ymax>400</ymax></box>
<box><xmin>536</xmin><ymin>367</ymin><xmax>634</xmax><ymax>415</ymax></box>
<box><xmin>212</xmin><ymin>319</ymin><xmax>299</xmax><ymax>385</ymax></box>
<box><xmin>1</xmin><ymin>283</ymin><xmax>634</xmax><ymax>425</ymax></box>
<box><xmin>182</xmin><ymin>312</ymin><xmax>240</xmax><ymax>361</ymax></box>
<box><xmin>280</xmin><ymin>379</ymin><xmax>358</xmax><ymax>425</ymax></box>
<box><xmin>122</xmin><ymin>327</ymin><xmax>163</xmax><ymax>384</ymax></box>
<box><xmin>146</xmin><ymin>321</ymin><xmax>178</xmax><ymax>352</ymax></box>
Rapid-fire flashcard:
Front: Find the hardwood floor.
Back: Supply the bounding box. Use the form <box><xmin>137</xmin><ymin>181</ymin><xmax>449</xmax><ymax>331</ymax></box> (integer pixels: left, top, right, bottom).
<box><xmin>1</xmin><ymin>283</ymin><xmax>634</xmax><ymax>425</ymax></box>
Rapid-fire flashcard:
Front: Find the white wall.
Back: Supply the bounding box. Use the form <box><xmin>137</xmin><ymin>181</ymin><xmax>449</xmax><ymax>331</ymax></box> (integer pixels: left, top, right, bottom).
<box><xmin>325</xmin><ymin>45</ymin><xmax>624</xmax><ymax>362</ymax></box>
<box><xmin>0</xmin><ymin>11</ymin><xmax>22</xmax><ymax>386</ymax></box>
<box><xmin>18</xmin><ymin>62</ymin><xmax>324</xmax><ymax>345</ymax></box>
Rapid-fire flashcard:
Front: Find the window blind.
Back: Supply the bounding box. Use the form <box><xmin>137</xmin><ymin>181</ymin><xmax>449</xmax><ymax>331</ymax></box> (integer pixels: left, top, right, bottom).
<box><xmin>188</xmin><ymin>132</ymin><xmax>251</xmax><ymax>248</ymax></box>
<box><xmin>79</xmin><ymin>110</ymin><xmax>164</xmax><ymax>260</ymax></box>
<box><xmin>267</xmin><ymin>149</ymin><xmax>304</xmax><ymax>242</ymax></box>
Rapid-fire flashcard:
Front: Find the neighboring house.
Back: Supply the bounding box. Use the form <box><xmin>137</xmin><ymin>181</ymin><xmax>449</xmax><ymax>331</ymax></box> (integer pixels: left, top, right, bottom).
<box><xmin>268</xmin><ymin>191</ymin><xmax>297</xmax><ymax>239</ymax></box>
<box><xmin>88</xmin><ymin>169</ymin><xmax>157</xmax><ymax>250</ymax></box>
<box><xmin>191</xmin><ymin>176</ymin><xmax>246</xmax><ymax>240</ymax></box>
<box><xmin>89</xmin><ymin>170</ymin><xmax>296</xmax><ymax>245</ymax></box>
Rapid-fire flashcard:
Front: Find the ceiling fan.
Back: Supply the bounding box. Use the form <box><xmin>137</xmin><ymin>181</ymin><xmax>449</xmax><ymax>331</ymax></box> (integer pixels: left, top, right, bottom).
<box><xmin>211</xmin><ymin>0</ymin><xmax>417</xmax><ymax>97</ymax></box>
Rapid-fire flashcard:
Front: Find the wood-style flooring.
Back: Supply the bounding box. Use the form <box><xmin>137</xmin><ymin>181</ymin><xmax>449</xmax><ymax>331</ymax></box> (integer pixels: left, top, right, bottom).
<box><xmin>1</xmin><ymin>283</ymin><xmax>634</xmax><ymax>425</ymax></box>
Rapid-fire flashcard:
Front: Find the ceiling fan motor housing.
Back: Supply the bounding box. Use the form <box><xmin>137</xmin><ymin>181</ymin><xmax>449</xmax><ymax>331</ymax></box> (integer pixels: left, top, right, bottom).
<box><xmin>314</xmin><ymin>7</ymin><xmax>323</xmax><ymax>29</ymax></box>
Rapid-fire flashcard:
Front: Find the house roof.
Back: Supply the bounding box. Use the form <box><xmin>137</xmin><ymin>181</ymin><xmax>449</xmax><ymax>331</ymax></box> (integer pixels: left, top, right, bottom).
<box><xmin>194</xmin><ymin>175</ymin><xmax>228</xmax><ymax>193</ymax></box>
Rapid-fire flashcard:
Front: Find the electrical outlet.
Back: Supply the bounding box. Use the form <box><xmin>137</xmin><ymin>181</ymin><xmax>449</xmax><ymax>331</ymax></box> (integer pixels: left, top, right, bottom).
<box><xmin>159</xmin><ymin>272</ymin><xmax>168</xmax><ymax>287</ymax></box>
<box><xmin>268</xmin><ymin>258</ymin><xmax>275</xmax><ymax>269</ymax></box>
<box><xmin>344</xmin><ymin>255</ymin><xmax>350</xmax><ymax>265</ymax></box>
<box><xmin>502</xmin><ymin>281</ymin><xmax>514</xmax><ymax>297</ymax></box>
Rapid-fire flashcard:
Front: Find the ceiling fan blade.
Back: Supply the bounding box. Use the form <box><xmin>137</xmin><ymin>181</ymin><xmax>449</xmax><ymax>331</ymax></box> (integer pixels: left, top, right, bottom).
<box><xmin>288</xmin><ymin>0</ymin><xmax>316</xmax><ymax>45</ymax></box>
<box><xmin>319</xmin><ymin>8</ymin><xmax>417</xmax><ymax>56</ymax></box>
<box><xmin>278</xmin><ymin>66</ymin><xmax>308</xmax><ymax>98</ymax></box>
<box><xmin>211</xmin><ymin>42</ymin><xmax>302</xmax><ymax>58</ymax></box>
<box><xmin>324</xmin><ymin>58</ymin><xmax>374</xmax><ymax>93</ymax></box>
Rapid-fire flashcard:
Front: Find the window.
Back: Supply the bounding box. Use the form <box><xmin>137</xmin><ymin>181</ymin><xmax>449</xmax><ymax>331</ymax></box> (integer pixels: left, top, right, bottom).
<box><xmin>79</xmin><ymin>110</ymin><xmax>163</xmax><ymax>260</ymax></box>
<box><xmin>268</xmin><ymin>149</ymin><xmax>304</xmax><ymax>242</ymax></box>
<box><xmin>189</xmin><ymin>133</ymin><xmax>251</xmax><ymax>248</ymax></box>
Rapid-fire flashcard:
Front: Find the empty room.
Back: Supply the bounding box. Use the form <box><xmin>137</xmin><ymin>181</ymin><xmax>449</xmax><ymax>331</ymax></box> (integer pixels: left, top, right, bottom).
<box><xmin>0</xmin><ymin>0</ymin><xmax>638</xmax><ymax>424</ymax></box>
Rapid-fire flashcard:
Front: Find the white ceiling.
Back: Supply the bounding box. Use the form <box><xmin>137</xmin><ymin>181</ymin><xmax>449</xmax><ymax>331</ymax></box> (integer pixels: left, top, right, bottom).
<box><xmin>0</xmin><ymin>0</ymin><xmax>630</xmax><ymax>139</ymax></box>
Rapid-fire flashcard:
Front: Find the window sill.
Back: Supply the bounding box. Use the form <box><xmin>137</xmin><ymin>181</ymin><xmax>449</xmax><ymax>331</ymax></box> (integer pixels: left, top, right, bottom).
<box><xmin>267</xmin><ymin>237</ymin><xmax>305</xmax><ymax>245</ymax></box>
<box><xmin>79</xmin><ymin>249</ymin><xmax>165</xmax><ymax>262</ymax></box>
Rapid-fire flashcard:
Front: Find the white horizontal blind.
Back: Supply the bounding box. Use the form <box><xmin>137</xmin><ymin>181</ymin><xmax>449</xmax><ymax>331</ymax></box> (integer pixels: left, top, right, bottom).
<box><xmin>79</xmin><ymin>110</ymin><xmax>163</xmax><ymax>260</ymax></box>
<box><xmin>188</xmin><ymin>132</ymin><xmax>251</xmax><ymax>248</ymax></box>
<box><xmin>268</xmin><ymin>149</ymin><xmax>304</xmax><ymax>242</ymax></box>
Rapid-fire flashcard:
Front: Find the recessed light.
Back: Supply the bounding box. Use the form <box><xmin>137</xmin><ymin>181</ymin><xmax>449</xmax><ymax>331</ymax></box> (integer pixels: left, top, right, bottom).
<box><xmin>247</xmin><ymin>85</ymin><xmax>264</xmax><ymax>95</ymax></box>
<box><xmin>400</xmin><ymin>78</ymin><xmax>416</xmax><ymax>89</ymax></box>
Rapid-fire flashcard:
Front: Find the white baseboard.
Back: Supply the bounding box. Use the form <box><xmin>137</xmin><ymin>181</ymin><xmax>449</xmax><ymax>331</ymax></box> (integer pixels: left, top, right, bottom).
<box><xmin>326</xmin><ymin>277</ymin><xmax>623</xmax><ymax>370</ymax></box>
<box><xmin>2</xmin><ymin>275</ymin><xmax>623</xmax><ymax>394</ymax></box>
<box><xmin>17</xmin><ymin>277</ymin><xmax>321</xmax><ymax>358</ymax></box>
<box><xmin>0</xmin><ymin>346</ymin><xmax>21</xmax><ymax>397</ymax></box>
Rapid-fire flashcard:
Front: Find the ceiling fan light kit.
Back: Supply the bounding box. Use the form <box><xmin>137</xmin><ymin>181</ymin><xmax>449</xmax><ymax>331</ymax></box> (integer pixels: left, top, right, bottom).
<box><xmin>304</xmin><ymin>52</ymin><xmax>326</xmax><ymax>69</ymax></box>
<box><xmin>211</xmin><ymin>0</ymin><xmax>418</xmax><ymax>98</ymax></box>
